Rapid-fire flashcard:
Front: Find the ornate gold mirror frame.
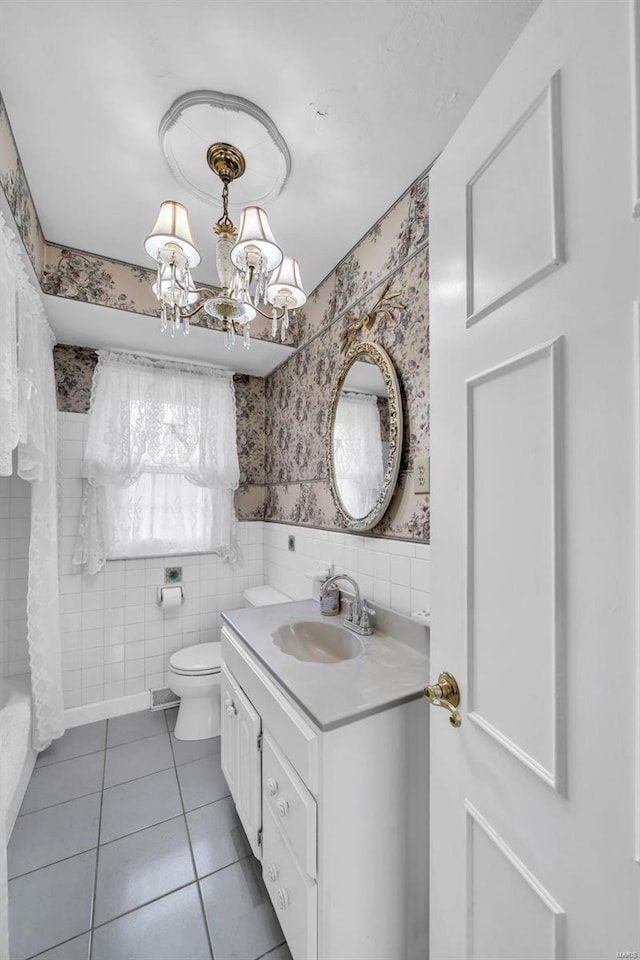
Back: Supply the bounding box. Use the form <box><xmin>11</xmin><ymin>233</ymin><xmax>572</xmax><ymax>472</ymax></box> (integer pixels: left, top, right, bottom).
<box><xmin>327</xmin><ymin>340</ymin><xmax>403</xmax><ymax>531</ymax></box>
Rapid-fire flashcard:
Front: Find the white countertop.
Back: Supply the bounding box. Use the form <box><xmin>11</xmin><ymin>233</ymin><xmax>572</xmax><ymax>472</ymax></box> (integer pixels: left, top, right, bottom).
<box><xmin>221</xmin><ymin>599</ymin><xmax>430</xmax><ymax>731</ymax></box>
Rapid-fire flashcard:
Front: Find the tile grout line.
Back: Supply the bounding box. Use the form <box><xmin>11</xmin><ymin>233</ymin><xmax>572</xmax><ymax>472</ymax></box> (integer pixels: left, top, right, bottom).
<box><xmin>165</xmin><ymin>708</ymin><xmax>216</xmax><ymax>960</ymax></box>
<box><xmin>88</xmin><ymin>854</ymin><xmax>257</xmax><ymax>935</ymax></box>
<box><xmin>34</xmin><ymin>744</ymin><xmax>106</xmax><ymax>770</ymax></box>
<box><xmin>255</xmin><ymin>942</ymin><xmax>288</xmax><ymax>960</ymax></box>
<box><xmin>87</xmin><ymin>724</ymin><xmax>109</xmax><ymax>960</ymax></box>
<box><xmin>19</xmin><ymin>787</ymin><xmax>103</xmax><ymax>818</ymax></box>
<box><xmin>24</xmin><ymin>930</ymin><xmax>92</xmax><ymax>960</ymax></box>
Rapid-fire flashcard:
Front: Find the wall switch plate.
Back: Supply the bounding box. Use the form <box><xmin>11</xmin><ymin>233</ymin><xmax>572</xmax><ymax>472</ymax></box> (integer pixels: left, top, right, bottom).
<box><xmin>288</xmin><ymin>535</ymin><xmax>296</xmax><ymax>551</ymax></box>
<box><xmin>414</xmin><ymin>456</ymin><xmax>430</xmax><ymax>494</ymax></box>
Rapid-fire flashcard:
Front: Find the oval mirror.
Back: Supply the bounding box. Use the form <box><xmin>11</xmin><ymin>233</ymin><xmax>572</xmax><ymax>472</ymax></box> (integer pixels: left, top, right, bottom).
<box><xmin>328</xmin><ymin>341</ymin><xmax>403</xmax><ymax>531</ymax></box>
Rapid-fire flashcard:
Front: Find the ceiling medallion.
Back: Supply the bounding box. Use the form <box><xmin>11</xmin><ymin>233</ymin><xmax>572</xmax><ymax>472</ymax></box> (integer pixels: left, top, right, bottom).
<box><xmin>144</xmin><ymin>93</ymin><xmax>304</xmax><ymax>351</ymax></box>
<box><xmin>160</xmin><ymin>90</ymin><xmax>291</xmax><ymax>209</ymax></box>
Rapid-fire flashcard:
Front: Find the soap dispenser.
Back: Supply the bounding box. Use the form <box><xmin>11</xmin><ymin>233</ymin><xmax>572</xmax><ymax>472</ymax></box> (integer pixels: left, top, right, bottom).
<box><xmin>305</xmin><ymin>564</ymin><xmax>340</xmax><ymax>615</ymax></box>
<box><xmin>319</xmin><ymin>577</ymin><xmax>340</xmax><ymax>616</ymax></box>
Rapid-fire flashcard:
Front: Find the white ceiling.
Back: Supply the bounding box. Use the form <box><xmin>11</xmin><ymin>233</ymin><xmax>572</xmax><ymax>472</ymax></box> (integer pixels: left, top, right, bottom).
<box><xmin>0</xmin><ymin>0</ymin><xmax>539</xmax><ymax>371</ymax></box>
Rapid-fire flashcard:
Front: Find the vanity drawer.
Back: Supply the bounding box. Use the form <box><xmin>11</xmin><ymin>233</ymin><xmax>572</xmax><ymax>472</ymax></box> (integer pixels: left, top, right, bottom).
<box><xmin>263</xmin><ymin>803</ymin><xmax>317</xmax><ymax>960</ymax></box>
<box><xmin>263</xmin><ymin>733</ymin><xmax>317</xmax><ymax>879</ymax></box>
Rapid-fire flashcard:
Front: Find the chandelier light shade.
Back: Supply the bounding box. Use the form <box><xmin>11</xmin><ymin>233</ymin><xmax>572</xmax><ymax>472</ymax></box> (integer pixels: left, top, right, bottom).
<box><xmin>267</xmin><ymin>256</ymin><xmax>307</xmax><ymax>340</ymax></box>
<box><xmin>144</xmin><ymin>118</ymin><xmax>305</xmax><ymax>350</ymax></box>
<box><xmin>230</xmin><ymin>207</ymin><xmax>283</xmax><ymax>272</ymax></box>
<box><xmin>144</xmin><ymin>200</ymin><xmax>200</xmax><ymax>266</ymax></box>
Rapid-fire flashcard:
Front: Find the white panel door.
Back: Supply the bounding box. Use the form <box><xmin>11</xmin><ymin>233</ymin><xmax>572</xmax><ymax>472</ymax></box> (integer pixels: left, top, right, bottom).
<box><xmin>430</xmin><ymin>1</ymin><xmax>640</xmax><ymax>958</ymax></box>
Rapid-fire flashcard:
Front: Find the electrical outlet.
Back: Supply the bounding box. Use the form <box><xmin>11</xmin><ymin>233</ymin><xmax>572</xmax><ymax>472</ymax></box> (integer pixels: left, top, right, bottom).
<box><xmin>288</xmin><ymin>535</ymin><xmax>296</xmax><ymax>552</ymax></box>
<box><xmin>414</xmin><ymin>456</ymin><xmax>430</xmax><ymax>494</ymax></box>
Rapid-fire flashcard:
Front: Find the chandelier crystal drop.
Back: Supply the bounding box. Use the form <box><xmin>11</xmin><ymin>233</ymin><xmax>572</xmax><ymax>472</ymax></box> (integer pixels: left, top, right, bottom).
<box><xmin>144</xmin><ymin>141</ymin><xmax>306</xmax><ymax>350</ymax></box>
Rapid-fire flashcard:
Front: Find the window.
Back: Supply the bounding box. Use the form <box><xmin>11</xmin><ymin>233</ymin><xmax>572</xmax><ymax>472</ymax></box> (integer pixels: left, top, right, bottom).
<box><xmin>74</xmin><ymin>352</ymin><xmax>239</xmax><ymax>574</ymax></box>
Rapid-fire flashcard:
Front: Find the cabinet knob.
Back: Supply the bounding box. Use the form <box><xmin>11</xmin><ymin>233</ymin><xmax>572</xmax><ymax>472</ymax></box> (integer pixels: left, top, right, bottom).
<box><xmin>225</xmin><ymin>703</ymin><xmax>236</xmax><ymax>717</ymax></box>
<box><xmin>266</xmin><ymin>778</ymin><xmax>278</xmax><ymax>797</ymax></box>
<box><xmin>276</xmin><ymin>888</ymin><xmax>290</xmax><ymax>911</ymax></box>
<box><xmin>276</xmin><ymin>798</ymin><xmax>289</xmax><ymax>818</ymax></box>
<box><xmin>266</xmin><ymin>862</ymin><xmax>279</xmax><ymax>883</ymax></box>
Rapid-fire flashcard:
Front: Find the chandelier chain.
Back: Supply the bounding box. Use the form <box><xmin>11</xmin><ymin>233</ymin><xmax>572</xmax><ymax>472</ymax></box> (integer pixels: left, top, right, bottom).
<box><xmin>217</xmin><ymin>180</ymin><xmax>233</xmax><ymax>230</ymax></box>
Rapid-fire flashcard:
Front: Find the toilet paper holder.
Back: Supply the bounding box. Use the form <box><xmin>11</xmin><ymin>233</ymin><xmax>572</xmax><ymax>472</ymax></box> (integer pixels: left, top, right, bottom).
<box><xmin>157</xmin><ymin>584</ymin><xmax>185</xmax><ymax>605</ymax></box>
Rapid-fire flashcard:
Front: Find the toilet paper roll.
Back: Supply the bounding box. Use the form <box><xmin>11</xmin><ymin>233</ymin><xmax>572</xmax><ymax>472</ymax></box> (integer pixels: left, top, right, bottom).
<box><xmin>159</xmin><ymin>585</ymin><xmax>183</xmax><ymax>609</ymax></box>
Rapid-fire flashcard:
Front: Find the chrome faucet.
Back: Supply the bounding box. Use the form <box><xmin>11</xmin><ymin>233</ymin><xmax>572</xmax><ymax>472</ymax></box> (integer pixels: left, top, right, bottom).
<box><xmin>319</xmin><ymin>574</ymin><xmax>374</xmax><ymax>636</ymax></box>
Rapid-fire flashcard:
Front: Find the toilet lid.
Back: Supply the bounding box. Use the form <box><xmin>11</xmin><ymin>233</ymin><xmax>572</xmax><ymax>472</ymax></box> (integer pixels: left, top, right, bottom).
<box><xmin>169</xmin><ymin>642</ymin><xmax>222</xmax><ymax>675</ymax></box>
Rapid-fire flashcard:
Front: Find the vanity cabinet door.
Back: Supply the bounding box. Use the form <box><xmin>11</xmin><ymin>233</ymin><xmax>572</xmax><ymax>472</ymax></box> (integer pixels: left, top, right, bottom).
<box><xmin>220</xmin><ymin>664</ymin><xmax>263</xmax><ymax>859</ymax></box>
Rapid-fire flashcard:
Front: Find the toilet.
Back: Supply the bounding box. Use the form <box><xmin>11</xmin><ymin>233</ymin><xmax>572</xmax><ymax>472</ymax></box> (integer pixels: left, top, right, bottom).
<box><xmin>168</xmin><ymin>585</ymin><xmax>290</xmax><ymax>741</ymax></box>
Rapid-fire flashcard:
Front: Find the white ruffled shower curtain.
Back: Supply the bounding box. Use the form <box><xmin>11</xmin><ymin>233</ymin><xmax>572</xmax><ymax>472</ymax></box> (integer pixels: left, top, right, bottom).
<box><xmin>0</xmin><ymin>211</ymin><xmax>64</xmax><ymax>751</ymax></box>
<box><xmin>73</xmin><ymin>351</ymin><xmax>240</xmax><ymax>575</ymax></box>
<box><xmin>333</xmin><ymin>391</ymin><xmax>385</xmax><ymax>519</ymax></box>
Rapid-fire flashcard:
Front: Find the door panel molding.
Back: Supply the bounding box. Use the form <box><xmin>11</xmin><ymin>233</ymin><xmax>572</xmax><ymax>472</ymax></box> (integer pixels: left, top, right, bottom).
<box><xmin>465</xmin><ymin>801</ymin><xmax>565</xmax><ymax>960</ymax></box>
<box><xmin>631</xmin><ymin>0</ymin><xmax>640</xmax><ymax>217</ymax></box>
<box><xmin>634</xmin><ymin>303</ymin><xmax>640</xmax><ymax>863</ymax></box>
<box><xmin>466</xmin><ymin>338</ymin><xmax>566</xmax><ymax>794</ymax></box>
<box><xmin>465</xmin><ymin>71</ymin><xmax>565</xmax><ymax>326</ymax></box>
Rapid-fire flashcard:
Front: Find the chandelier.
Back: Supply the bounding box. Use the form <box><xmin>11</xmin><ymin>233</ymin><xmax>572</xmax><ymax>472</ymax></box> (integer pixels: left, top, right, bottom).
<box><xmin>144</xmin><ymin>142</ymin><xmax>306</xmax><ymax>350</ymax></box>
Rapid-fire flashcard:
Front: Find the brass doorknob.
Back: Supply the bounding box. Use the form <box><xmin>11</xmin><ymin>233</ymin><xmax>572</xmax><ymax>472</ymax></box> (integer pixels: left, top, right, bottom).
<box><xmin>424</xmin><ymin>671</ymin><xmax>461</xmax><ymax>727</ymax></box>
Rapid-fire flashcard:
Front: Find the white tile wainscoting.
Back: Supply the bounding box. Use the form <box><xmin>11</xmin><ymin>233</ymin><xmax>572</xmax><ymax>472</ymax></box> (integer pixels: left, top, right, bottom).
<box><xmin>0</xmin><ymin>460</ymin><xmax>31</xmax><ymax>680</ymax></box>
<box><xmin>263</xmin><ymin>522</ymin><xmax>431</xmax><ymax>616</ymax></box>
<box><xmin>57</xmin><ymin>413</ymin><xmax>264</xmax><ymax>711</ymax></box>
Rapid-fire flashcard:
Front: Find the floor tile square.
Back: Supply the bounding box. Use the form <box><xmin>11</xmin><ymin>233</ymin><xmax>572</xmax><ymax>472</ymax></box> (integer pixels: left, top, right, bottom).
<box><xmin>94</xmin><ymin>815</ymin><xmax>195</xmax><ymax>925</ymax></box>
<box><xmin>91</xmin><ymin>884</ymin><xmax>211</xmax><ymax>960</ymax></box>
<box><xmin>171</xmin><ymin>732</ymin><xmax>221</xmax><ymax>767</ymax></box>
<box><xmin>31</xmin><ymin>932</ymin><xmax>90</xmax><ymax>960</ymax></box>
<box><xmin>8</xmin><ymin>793</ymin><xmax>101</xmax><ymax>878</ymax></box>
<box><xmin>106</xmin><ymin>709</ymin><xmax>169</xmax><ymax>747</ymax></box>
<box><xmin>100</xmin><ymin>767</ymin><xmax>182</xmax><ymax>843</ymax></box>
<box><xmin>199</xmin><ymin>858</ymin><xmax>283</xmax><ymax>960</ymax></box>
<box><xmin>177</xmin><ymin>755</ymin><xmax>230</xmax><ymax>812</ymax></box>
<box><xmin>8</xmin><ymin>850</ymin><xmax>96</xmax><ymax>960</ymax></box>
<box><xmin>104</xmin><ymin>732</ymin><xmax>173</xmax><ymax>788</ymax></box>
<box><xmin>36</xmin><ymin>721</ymin><xmax>107</xmax><ymax>766</ymax></box>
<box><xmin>187</xmin><ymin>797</ymin><xmax>251</xmax><ymax>878</ymax></box>
<box><xmin>20</xmin><ymin>752</ymin><xmax>104</xmax><ymax>815</ymax></box>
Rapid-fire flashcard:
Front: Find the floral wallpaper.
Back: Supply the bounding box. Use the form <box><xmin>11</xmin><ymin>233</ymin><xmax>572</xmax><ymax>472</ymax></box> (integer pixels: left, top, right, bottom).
<box><xmin>0</xmin><ymin>91</ymin><xmax>45</xmax><ymax>277</ymax></box>
<box><xmin>53</xmin><ymin>345</ymin><xmax>266</xmax><ymax>521</ymax></box>
<box><xmin>264</xmin><ymin>171</ymin><xmax>430</xmax><ymax>543</ymax></box>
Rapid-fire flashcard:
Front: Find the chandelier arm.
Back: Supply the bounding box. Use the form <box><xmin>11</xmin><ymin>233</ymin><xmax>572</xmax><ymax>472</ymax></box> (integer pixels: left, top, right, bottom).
<box><xmin>252</xmin><ymin>303</ymin><xmax>285</xmax><ymax>321</ymax></box>
<box><xmin>177</xmin><ymin>302</ymin><xmax>207</xmax><ymax>321</ymax></box>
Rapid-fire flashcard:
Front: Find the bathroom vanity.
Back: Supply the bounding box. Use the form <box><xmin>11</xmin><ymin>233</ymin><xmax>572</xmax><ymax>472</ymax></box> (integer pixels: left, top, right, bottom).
<box><xmin>220</xmin><ymin>599</ymin><xmax>429</xmax><ymax>960</ymax></box>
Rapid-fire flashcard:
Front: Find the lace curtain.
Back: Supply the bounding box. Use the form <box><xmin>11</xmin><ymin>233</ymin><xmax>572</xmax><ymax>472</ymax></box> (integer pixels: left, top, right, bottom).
<box><xmin>333</xmin><ymin>392</ymin><xmax>385</xmax><ymax>518</ymax></box>
<box><xmin>74</xmin><ymin>352</ymin><xmax>240</xmax><ymax>574</ymax></box>
<box><xmin>0</xmin><ymin>210</ymin><xmax>64</xmax><ymax>751</ymax></box>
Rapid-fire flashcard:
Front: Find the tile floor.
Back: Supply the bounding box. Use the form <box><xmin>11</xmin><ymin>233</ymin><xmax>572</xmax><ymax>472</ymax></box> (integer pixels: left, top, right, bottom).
<box><xmin>8</xmin><ymin>708</ymin><xmax>293</xmax><ymax>960</ymax></box>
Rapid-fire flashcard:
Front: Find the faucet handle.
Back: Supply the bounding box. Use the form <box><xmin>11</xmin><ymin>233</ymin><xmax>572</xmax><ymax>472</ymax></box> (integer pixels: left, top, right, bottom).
<box><xmin>359</xmin><ymin>601</ymin><xmax>374</xmax><ymax>632</ymax></box>
<box><xmin>344</xmin><ymin>599</ymin><xmax>354</xmax><ymax>622</ymax></box>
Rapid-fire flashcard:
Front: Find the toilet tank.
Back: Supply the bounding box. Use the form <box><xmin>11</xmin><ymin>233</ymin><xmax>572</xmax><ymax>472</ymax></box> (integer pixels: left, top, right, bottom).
<box><xmin>243</xmin><ymin>585</ymin><xmax>290</xmax><ymax>608</ymax></box>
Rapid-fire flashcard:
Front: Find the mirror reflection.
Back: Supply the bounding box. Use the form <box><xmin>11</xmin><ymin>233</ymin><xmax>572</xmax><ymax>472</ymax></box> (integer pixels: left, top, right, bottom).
<box><xmin>332</xmin><ymin>359</ymin><xmax>389</xmax><ymax>520</ymax></box>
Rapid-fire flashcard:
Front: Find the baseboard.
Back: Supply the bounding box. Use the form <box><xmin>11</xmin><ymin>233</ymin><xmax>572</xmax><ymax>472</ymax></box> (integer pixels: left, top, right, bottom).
<box><xmin>64</xmin><ymin>690</ymin><xmax>151</xmax><ymax>729</ymax></box>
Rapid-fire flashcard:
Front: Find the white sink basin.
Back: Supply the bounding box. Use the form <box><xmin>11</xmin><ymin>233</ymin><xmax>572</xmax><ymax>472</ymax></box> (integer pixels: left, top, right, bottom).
<box><xmin>271</xmin><ymin>620</ymin><xmax>363</xmax><ymax>664</ymax></box>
